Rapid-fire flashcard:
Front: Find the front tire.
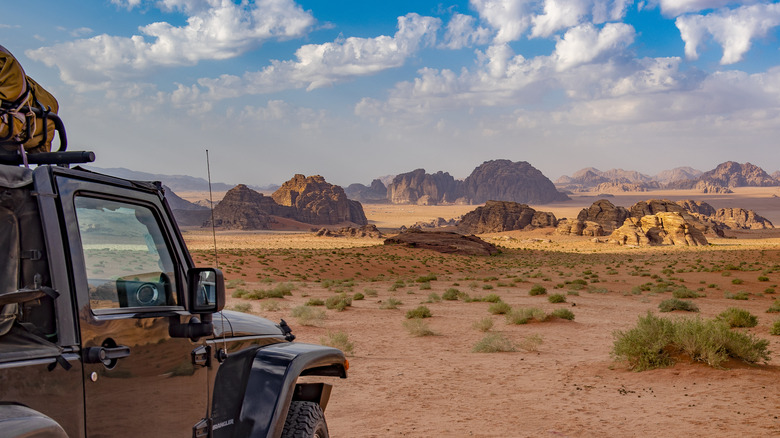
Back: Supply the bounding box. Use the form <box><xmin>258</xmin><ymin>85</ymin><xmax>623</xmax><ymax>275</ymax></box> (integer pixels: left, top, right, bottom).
<box><xmin>281</xmin><ymin>401</ymin><xmax>329</xmax><ymax>438</ymax></box>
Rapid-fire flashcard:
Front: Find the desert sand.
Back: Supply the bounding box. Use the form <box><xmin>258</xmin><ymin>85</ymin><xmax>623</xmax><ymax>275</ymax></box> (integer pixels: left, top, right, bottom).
<box><xmin>180</xmin><ymin>191</ymin><xmax>780</xmax><ymax>437</ymax></box>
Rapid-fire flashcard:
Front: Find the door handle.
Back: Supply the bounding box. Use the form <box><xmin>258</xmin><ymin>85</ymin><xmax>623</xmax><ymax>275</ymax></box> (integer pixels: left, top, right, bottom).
<box><xmin>84</xmin><ymin>345</ymin><xmax>131</xmax><ymax>364</ymax></box>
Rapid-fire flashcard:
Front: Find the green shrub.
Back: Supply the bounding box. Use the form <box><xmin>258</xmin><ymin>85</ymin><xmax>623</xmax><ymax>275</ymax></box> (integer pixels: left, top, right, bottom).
<box><xmin>403</xmin><ymin>319</ymin><xmax>436</xmax><ymax>337</ymax></box>
<box><xmin>442</xmin><ymin>288</ymin><xmax>461</xmax><ymax>301</ymax></box>
<box><xmin>405</xmin><ymin>305</ymin><xmax>432</xmax><ymax>319</ymax></box>
<box><xmin>771</xmin><ymin>319</ymin><xmax>780</xmax><ymax>336</ymax></box>
<box><xmin>529</xmin><ymin>285</ymin><xmax>547</xmax><ymax>296</ymax></box>
<box><xmin>325</xmin><ymin>294</ymin><xmax>352</xmax><ymax>311</ymax></box>
<box><xmin>725</xmin><ymin>291</ymin><xmax>750</xmax><ymax>300</ymax></box>
<box><xmin>548</xmin><ymin>293</ymin><xmax>566</xmax><ymax>303</ymax></box>
<box><xmin>291</xmin><ymin>306</ymin><xmax>326</xmax><ymax>326</ymax></box>
<box><xmin>716</xmin><ymin>308</ymin><xmax>758</xmax><ymax>328</ymax></box>
<box><xmin>488</xmin><ymin>301</ymin><xmax>511</xmax><ymax>315</ymax></box>
<box><xmin>672</xmin><ymin>287</ymin><xmax>703</xmax><ymax>299</ymax></box>
<box><xmin>379</xmin><ymin>297</ymin><xmax>402</xmax><ymax>309</ymax></box>
<box><xmin>551</xmin><ymin>308</ymin><xmax>575</xmax><ymax>320</ymax></box>
<box><xmin>472</xmin><ymin>333</ymin><xmax>515</xmax><ymax>353</ymax></box>
<box><xmin>472</xmin><ymin>317</ymin><xmax>494</xmax><ymax>332</ymax></box>
<box><xmin>320</xmin><ymin>331</ymin><xmax>354</xmax><ymax>355</ymax></box>
<box><xmin>506</xmin><ymin>307</ymin><xmax>547</xmax><ymax>325</ymax></box>
<box><xmin>658</xmin><ymin>298</ymin><xmax>699</xmax><ymax>313</ymax></box>
<box><xmin>612</xmin><ymin>312</ymin><xmax>770</xmax><ymax>371</ymax></box>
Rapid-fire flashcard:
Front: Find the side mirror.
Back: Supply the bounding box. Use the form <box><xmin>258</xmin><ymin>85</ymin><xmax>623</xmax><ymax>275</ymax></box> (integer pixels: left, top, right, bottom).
<box><xmin>187</xmin><ymin>268</ymin><xmax>225</xmax><ymax>314</ymax></box>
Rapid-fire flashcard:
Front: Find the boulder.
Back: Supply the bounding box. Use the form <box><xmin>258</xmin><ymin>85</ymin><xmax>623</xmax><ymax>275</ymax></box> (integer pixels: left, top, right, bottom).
<box><xmin>273</xmin><ymin>174</ymin><xmax>367</xmax><ymax>225</ymax></box>
<box><xmin>462</xmin><ymin>160</ymin><xmax>570</xmax><ymax>204</ymax></box>
<box><xmin>384</xmin><ymin>229</ymin><xmax>499</xmax><ymax>256</ymax></box>
<box><xmin>457</xmin><ymin>200</ymin><xmax>557</xmax><ymax>234</ymax></box>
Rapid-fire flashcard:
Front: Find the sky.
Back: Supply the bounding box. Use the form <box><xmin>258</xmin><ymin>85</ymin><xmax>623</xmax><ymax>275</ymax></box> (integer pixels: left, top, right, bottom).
<box><xmin>3</xmin><ymin>0</ymin><xmax>780</xmax><ymax>187</ymax></box>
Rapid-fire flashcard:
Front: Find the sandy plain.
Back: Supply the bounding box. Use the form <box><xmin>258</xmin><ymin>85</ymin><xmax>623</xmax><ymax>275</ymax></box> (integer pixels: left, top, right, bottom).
<box><xmin>180</xmin><ymin>188</ymin><xmax>780</xmax><ymax>437</ymax></box>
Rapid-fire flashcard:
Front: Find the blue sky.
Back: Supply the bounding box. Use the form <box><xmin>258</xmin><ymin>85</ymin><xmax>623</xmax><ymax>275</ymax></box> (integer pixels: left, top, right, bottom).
<box><xmin>3</xmin><ymin>0</ymin><xmax>780</xmax><ymax>186</ymax></box>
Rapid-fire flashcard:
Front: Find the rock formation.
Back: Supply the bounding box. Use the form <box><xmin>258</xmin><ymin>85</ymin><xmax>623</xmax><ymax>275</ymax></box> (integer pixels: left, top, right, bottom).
<box><xmin>385</xmin><ymin>169</ymin><xmax>463</xmax><ymax>205</ymax></box>
<box><xmin>609</xmin><ymin>212</ymin><xmax>708</xmax><ymax>246</ymax></box>
<box><xmin>272</xmin><ymin>174</ymin><xmax>367</xmax><ymax>225</ymax></box>
<box><xmin>457</xmin><ymin>201</ymin><xmax>557</xmax><ymax>234</ymax></box>
<box><xmin>207</xmin><ymin>184</ymin><xmax>285</xmax><ymax>230</ymax></box>
<box><xmin>314</xmin><ymin>225</ymin><xmax>383</xmax><ymax>238</ymax></box>
<box><xmin>384</xmin><ymin>229</ymin><xmax>499</xmax><ymax>255</ymax></box>
<box><xmin>462</xmin><ymin>160</ymin><xmax>569</xmax><ymax>204</ymax></box>
<box><xmin>345</xmin><ymin>179</ymin><xmax>388</xmax><ymax>204</ymax></box>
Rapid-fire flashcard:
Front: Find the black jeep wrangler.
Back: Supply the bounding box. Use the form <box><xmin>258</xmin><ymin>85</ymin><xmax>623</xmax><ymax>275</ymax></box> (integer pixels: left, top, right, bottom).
<box><xmin>0</xmin><ymin>148</ymin><xmax>347</xmax><ymax>437</ymax></box>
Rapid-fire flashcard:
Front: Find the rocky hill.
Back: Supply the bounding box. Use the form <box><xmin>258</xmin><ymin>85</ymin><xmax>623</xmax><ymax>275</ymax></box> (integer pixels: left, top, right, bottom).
<box><xmin>457</xmin><ymin>201</ymin><xmax>557</xmax><ymax>234</ymax></box>
<box><xmin>666</xmin><ymin>161</ymin><xmax>778</xmax><ymax>189</ymax></box>
<box><xmin>272</xmin><ymin>174</ymin><xmax>367</xmax><ymax>225</ymax></box>
<box><xmin>386</xmin><ymin>169</ymin><xmax>463</xmax><ymax>205</ymax></box>
<box><xmin>462</xmin><ymin>160</ymin><xmax>569</xmax><ymax>204</ymax></box>
<box><xmin>345</xmin><ymin>179</ymin><xmax>388</xmax><ymax>204</ymax></box>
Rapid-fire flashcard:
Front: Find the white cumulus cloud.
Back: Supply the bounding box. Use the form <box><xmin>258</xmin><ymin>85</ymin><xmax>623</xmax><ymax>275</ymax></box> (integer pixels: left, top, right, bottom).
<box><xmin>27</xmin><ymin>0</ymin><xmax>314</xmax><ymax>90</ymax></box>
<box><xmin>676</xmin><ymin>3</ymin><xmax>780</xmax><ymax>64</ymax></box>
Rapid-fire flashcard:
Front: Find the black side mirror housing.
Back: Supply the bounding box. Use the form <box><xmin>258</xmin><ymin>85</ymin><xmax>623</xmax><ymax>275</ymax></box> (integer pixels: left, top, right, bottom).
<box><xmin>187</xmin><ymin>268</ymin><xmax>225</xmax><ymax>314</ymax></box>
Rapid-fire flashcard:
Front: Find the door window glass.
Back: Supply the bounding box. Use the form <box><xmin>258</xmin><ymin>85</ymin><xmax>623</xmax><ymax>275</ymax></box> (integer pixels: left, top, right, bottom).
<box><xmin>74</xmin><ymin>197</ymin><xmax>178</xmax><ymax>310</ymax></box>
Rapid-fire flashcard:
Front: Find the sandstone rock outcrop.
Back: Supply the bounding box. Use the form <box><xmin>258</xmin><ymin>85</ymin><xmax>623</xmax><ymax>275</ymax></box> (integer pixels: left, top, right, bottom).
<box><xmin>576</xmin><ymin>199</ymin><xmax>629</xmax><ymax>233</ymax></box>
<box><xmin>314</xmin><ymin>225</ymin><xmax>383</xmax><ymax>238</ymax></box>
<box><xmin>345</xmin><ymin>179</ymin><xmax>388</xmax><ymax>204</ymax></box>
<box><xmin>386</xmin><ymin>169</ymin><xmax>462</xmax><ymax>205</ymax></box>
<box><xmin>273</xmin><ymin>174</ymin><xmax>367</xmax><ymax>225</ymax></box>
<box><xmin>457</xmin><ymin>200</ymin><xmax>557</xmax><ymax>234</ymax></box>
<box><xmin>384</xmin><ymin>229</ymin><xmax>499</xmax><ymax>255</ymax></box>
<box><xmin>463</xmin><ymin>160</ymin><xmax>569</xmax><ymax>204</ymax></box>
<box><xmin>207</xmin><ymin>184</ymin><xmax>286</xmax><ymax>230</ymax></box>
<box><xmin>610</xmin><ymin>212</ymin><xmax>708</xmax><ymax>246</ymax></box>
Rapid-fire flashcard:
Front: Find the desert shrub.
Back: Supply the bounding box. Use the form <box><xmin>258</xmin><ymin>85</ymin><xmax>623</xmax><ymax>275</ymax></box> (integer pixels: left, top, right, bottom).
<box><xmin>771</xmin><ymin>319</ymin><xmax>780</xmax><ymax>336</ymax></box>
<box><xmin>472</xmin><ymin>333</ymin><xmax>515</xmax><ymax>353</ymax></box>
<box><xmin>305</xmin><ymin>298</ymin><xmax>325</xmax><ymax>306</ymax></box>
<box><xmin>658</xmin><ymin>298</ymin><xmax>699</xmax><ymax>313</ymax></box>
<box><xmin>232</xmin><ymin>303</ymin><xmax>251</xmax><ymax>313</ymax></box>
<box><xmin>506</xmin><ymin>307</ymin><xmax>547</xmax><ymax>325</ymax></box>
<box><xmin>380</xmin><ymin>298</ymin><xmax>402</xmax><ymax>309</ymax></box>
<box><xmin>291</xmin><ymin>306</ymin><xmax>326</xmax><ymax>326</ymax></box>
<box><xmin>517</xmin><ymin>334</ymin><xmax>544</xmax><ymax>352</ymax></box>
<box><xmin>481</xmin><ymin>294</ymin><xmax>502</xmax><ymax>303</ymax></box>
<box><xmin>442</xmin><ymin>288</ymin><xmax>461</xmax><ymax>301</ymax></box>
<box><xmin>405</xmin><ymin>306</ymin><xmax>432</xmax><ymax>319</ymax></box>
<box><xmin>472</xmin><ymin>317</ymin><xmax>494</xmax><ymax>332</ymax></box>
<box><xmin>403</xmin><ymin>319</ymin><xmax>436</xmax><ymax>337</ymax></box>
<box><xmin>548</xmin><ymin>293</ymin><xmax>566</xmax><ymax>304</ymax></box>
<box><xmin>725</xmin><ymin>291</ymin><xmax>750</xmax><ymax>300</ymax></box>
<box><xmin>716</xmin><ymin>308</ymin><xmax>758</xmax><ymax>328</ymax></box>
<box><xmin>767</xmin><ymin>301</ymin><xmax>780</xmax><ymax>313</ymax></box>
<box><xmin>488</xmin><ymin>302</ymin><xmax>511</xmax><ymax>315</ymax></box>
<box><xmin>551</xmin><ymin>308</ymin><xmax>575</xmax><ymax>320</ymax></box>
<box><xmin>612</xmin><ymin>312</ymin><xmax>770</xmax><ymax>371</ymax></box>
<box><xmin>529</xmin><ymin>285</ymin><xmax>547</xmax><ymax>296</ymax></box>
<box><xmin>672</xmin><ymin>287</ymin><xmax>703</xmax><ymax>299</ymax></box>
<box><xmin>426</xmin><ymin>292</ymin><xmax>441</xmax><ymax>303</ymax></box>
<box><xmin>320</xmin><ymin>331</ymin><xmax>354</xmax><ymax>355</ymax></box>
<box><xmin>353</xmin><ymin>292</ymin><xmax>365</xmax><ymax>301</ymax></box>
<box><xmin>325</xmin><ymin>294</ymin><xmax>352</xmax><ymax>311</ymax></box>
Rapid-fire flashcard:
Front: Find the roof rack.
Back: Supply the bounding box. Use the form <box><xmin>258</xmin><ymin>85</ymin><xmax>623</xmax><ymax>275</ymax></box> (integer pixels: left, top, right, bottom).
<box><xmin>0</xmin><ymin>106</ymin><xmax>94</xmax><ymax>166</ymax></box>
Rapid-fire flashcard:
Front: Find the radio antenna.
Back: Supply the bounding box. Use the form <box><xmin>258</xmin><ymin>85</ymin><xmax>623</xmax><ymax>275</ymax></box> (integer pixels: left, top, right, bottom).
<box><xmin>206</xmin><ymin>149</ymin><xmax>219</xmax><ymax>269</ymax></box>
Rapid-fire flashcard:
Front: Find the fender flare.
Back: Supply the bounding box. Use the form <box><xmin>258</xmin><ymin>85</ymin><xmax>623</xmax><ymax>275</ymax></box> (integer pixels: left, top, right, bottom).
<box><xmin>211</xmin><ymin>342</ymin><xmax>347</xmax><ymax>438</ymax></box>
<box><xmin>0</xmin><ymin>404</ymin><xmax>68</xmax><ymax>438</ymax></box>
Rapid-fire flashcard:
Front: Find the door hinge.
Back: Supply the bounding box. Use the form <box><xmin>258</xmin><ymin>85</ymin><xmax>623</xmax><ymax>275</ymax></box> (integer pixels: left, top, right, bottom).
<box><xmin>192</xmin><ymin>345</ymin><xmax>211</xmax><ymax>367</ymax></box>
<box><xmin>192</xmin><ymin>417</ymin><xmax>211</xmax><ymax>438</ymax></box>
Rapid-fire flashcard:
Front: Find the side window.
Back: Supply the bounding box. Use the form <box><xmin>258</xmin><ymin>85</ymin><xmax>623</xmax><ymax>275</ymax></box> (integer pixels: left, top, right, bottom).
<box><xmin>74</xmin><ymin>196</ymin><xmax>178</xmax><ymax>310</ymax></box>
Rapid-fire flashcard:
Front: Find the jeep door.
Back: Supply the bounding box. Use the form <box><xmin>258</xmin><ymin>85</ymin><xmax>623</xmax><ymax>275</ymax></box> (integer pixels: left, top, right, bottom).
<box><xmin>56</xmin><ymin>175</ymin><xmax>208</xmax><ymax>437</ymax></box>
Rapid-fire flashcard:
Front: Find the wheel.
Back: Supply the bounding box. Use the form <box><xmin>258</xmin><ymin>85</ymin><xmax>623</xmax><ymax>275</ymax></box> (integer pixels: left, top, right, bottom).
<box><xmin>281</xmin><ymin>401</ymin><xmax>329</xmax><ymax>438</ymax></box>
